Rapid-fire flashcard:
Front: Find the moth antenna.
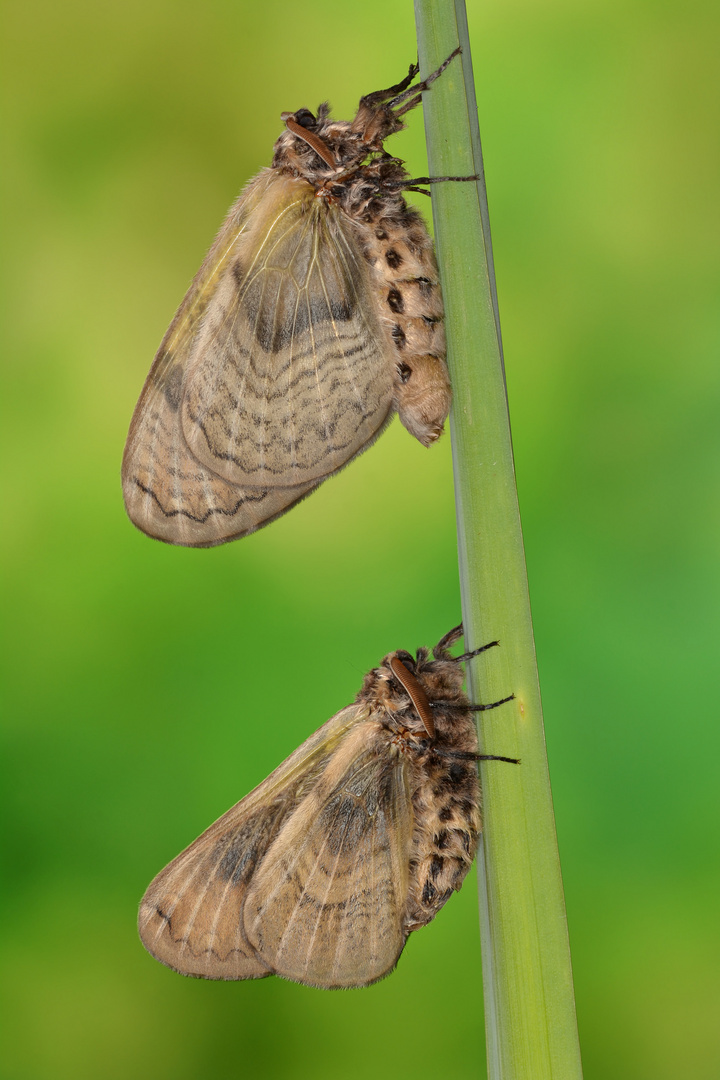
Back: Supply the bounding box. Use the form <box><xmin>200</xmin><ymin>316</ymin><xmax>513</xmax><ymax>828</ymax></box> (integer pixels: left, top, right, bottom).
<box><xmin>478</xmin><ymin>754</ymin><xmax>520</xmax><ymax>765</ymax></box>
<box><xmin>282</xmin><ymin>115</ymin><xmax>338</xmax><ymax>169</ymax></box>
<box><xmin>469</xmin><ymin>694</ymin><xmax>515</xmax><ymax>712</ymax></box>
<box><xmin>389</xmin><ymin>656</ymin><xmax>435</xmax><ymax>739</ymax></box>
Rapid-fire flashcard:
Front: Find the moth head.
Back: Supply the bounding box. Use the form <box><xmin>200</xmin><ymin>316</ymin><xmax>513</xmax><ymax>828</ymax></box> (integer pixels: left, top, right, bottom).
<box><xmin>279</xmin><ymin>107</ymin><xmax>340</xmax><ymax>173</ymax></box>
<box><xmin>275</xmin><ymin>103</ymin><xmax>347</xmax><ymax>179</ymax></box>
<box><xmin>355</xmin><ymin>649</ymin><xmax>421</xmax><ymax>720</ymax></box>
<box><xmin>394</xmin><ymin>354</ymin><xmax>452</xmax><ymax>447</ymax></box>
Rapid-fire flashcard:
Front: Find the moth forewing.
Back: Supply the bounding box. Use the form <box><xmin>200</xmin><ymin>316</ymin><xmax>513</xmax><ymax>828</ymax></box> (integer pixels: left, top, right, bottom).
<box><xmin>244</xmin><ymin>722</ymin><xmax>414</xmax><ymax>988</ymax></box>
<box><xmin>180</xmin><ymin>181</ymin><xmax>396</xmax><ymax>489</ymax></box>
<box><xmin>138</xmin><ymin>704</ymin><xmax>364</xmax><ymax>978</ymax></box>
<box><xmin>138</xmin><ymin>627</ymin><xmax>514</xmax><ymax>988</ymax></box>
<box><xmin>122</xmin><ymin>175</ymin><xmax>323</xmax><ymax>549</ymax></box>
<box><xmin>123</xmin><ymin>58</ymin><xmax>458</xmax><ymax>546</ymax></box>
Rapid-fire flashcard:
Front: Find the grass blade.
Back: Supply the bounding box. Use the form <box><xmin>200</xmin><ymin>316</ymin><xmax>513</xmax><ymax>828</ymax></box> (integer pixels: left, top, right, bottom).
<box><xmin>413</xmin><ymin>3</ymin><xmax>584</xmax><ymax>1077</ymax></box>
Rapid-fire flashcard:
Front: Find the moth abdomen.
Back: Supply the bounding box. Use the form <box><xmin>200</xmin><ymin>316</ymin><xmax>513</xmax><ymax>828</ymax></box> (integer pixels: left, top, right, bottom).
<box><xmin>406</xmin><ymin>810</ymin><xmax>480</xmax><ymax>930</ymax></box>
<box><xmin>335</xmin><ymin>186</ymin><xmax>451</xmax><ymax>445</ymax></box>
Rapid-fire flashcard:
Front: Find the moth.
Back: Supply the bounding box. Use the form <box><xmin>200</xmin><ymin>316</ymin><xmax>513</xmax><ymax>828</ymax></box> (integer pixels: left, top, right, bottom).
<box><xmin>122</xmin><ymin>51</ymin><xmax>471</xmax><ymax>546</ymax></box>
<box><xmin>138</xmin><ymin>625</ymin><xmax>518</xmax><ymax>988</ymax></box>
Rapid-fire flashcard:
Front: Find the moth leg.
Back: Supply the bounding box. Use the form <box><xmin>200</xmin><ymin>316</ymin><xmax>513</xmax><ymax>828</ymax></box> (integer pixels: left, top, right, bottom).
<box><xmin>430</xmin><ymin>745</ymin><xmax>519</xmax><ymax>765</ymax></box>
<box><xmin>390</xmin><ymin>47</ymin><xmax>463</xmax><ymax>115</ymax></box>
<box><xmin>430</xmin><ymin>624</ymin><xmax>465</xmax><ymax>658</ymax></box>
<box><xmin>469</xmin><ymin>694</ymin><xmax>515</xmax><ymax>712</ymax></box>
<box><xmin>425</xmin><ymin>692</ymin><xmax>514</xmax><ymax>714</ymax></box>
<box><xmin>454</xmin><ymin>640</ymin><xmax>500</xmax><ymax>662</ymax></box>
<box><xmin>385</xmin><ymin>175</ymin><xmax>480</xmax><ymax>188</ymax></box>
<box><xmin>359</xmin><ymin>63</ymin><xmax>421</xmax><ymax>109</ymax></box>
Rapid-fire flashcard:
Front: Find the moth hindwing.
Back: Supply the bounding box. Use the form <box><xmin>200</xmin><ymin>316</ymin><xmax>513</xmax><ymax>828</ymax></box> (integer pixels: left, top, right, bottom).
<box><xmin>122</xmin><ymin>55</ymin><xmax>462</xmax><ymax>546</ymax></box>
<box><xmin>138</xmin><ymin>625</ymin><xmax>517</xmax><ymax>989</ymax></box>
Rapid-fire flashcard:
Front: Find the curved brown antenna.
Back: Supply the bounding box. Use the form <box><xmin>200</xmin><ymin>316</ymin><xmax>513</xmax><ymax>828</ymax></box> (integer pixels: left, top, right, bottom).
<box><xmin>389</xmin><ymin>656</ymin><xmax>435</xmax><ymax>739</ymax></box>
<box><xmin>281</xmin><ymin>114</ymin><xmax>339</xmax><ymax>170</ymax></box>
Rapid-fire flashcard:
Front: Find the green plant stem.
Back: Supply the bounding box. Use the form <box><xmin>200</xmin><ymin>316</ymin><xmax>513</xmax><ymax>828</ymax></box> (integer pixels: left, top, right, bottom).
<box><xmin>413</xmin><ymin>3</ymin><xmax>583</xmax><ymax>1078</ymax></box>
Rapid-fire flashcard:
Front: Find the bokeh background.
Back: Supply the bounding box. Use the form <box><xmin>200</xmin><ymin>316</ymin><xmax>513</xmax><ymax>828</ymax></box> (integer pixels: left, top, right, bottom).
<box><xmin>3</xmin><ymin>0</ymin><xmax>719</xmax><ymax>1077</ymax></box>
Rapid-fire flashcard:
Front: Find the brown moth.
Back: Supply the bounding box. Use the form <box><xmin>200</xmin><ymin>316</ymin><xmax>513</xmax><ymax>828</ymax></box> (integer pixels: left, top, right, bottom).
<box><xmin>122</xmin><ymin>52</ymin><xmax>469</xmax><ymax>546</ymax></box>
<box><xmin>138</xmin><ymin>625</ymin><xmax>517</xmax><ymax>989</ymax></box>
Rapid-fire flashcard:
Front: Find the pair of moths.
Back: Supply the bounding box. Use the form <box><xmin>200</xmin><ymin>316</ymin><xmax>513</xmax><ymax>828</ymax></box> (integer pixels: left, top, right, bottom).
<box><xmin>130</xmin><ymin>55</ymin><xmax>515</xmax><ymax>991</ymax></box>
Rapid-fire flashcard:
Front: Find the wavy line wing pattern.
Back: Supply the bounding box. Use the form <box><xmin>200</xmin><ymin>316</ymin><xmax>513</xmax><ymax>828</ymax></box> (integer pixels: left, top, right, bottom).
<box><xmin>123</xmin><ymin>172</ymin><xmax>395</xmax><ymax>546</ymax></box>
<box><xmin>137</xmin><ymin>707</ymin><xmax>414</xmax><ymax>987</ymax></box>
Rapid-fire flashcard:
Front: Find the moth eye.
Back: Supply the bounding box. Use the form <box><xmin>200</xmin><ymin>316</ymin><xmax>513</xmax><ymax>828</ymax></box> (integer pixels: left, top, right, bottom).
<box><xmin>293</xmin><ymin>108</ymin><xmax>317</xmax><ymax>129</ymax></box>
<box><xmin>394</xmin><ymin>649</ymin><xmax>415</xmax><ymax>669</ymax></box>
<box><xmin>397</xmin><ymin>361</ymin><xmax>413</xmax><ymax>384</ymax></box>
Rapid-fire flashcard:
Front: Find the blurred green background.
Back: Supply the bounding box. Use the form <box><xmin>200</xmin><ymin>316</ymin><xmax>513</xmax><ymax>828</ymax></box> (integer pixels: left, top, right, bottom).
<box><xmin>3</xmin><ymin>0</ymin><xmax>719</xmax><ymax>1077</ymax></box>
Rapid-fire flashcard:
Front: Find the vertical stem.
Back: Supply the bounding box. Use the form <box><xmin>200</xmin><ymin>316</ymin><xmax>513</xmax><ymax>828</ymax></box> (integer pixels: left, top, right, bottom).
<box><xmin>413</xmin><ymin>3</ymin><xmax>583</xmax><ymax>1078</ymax></box>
